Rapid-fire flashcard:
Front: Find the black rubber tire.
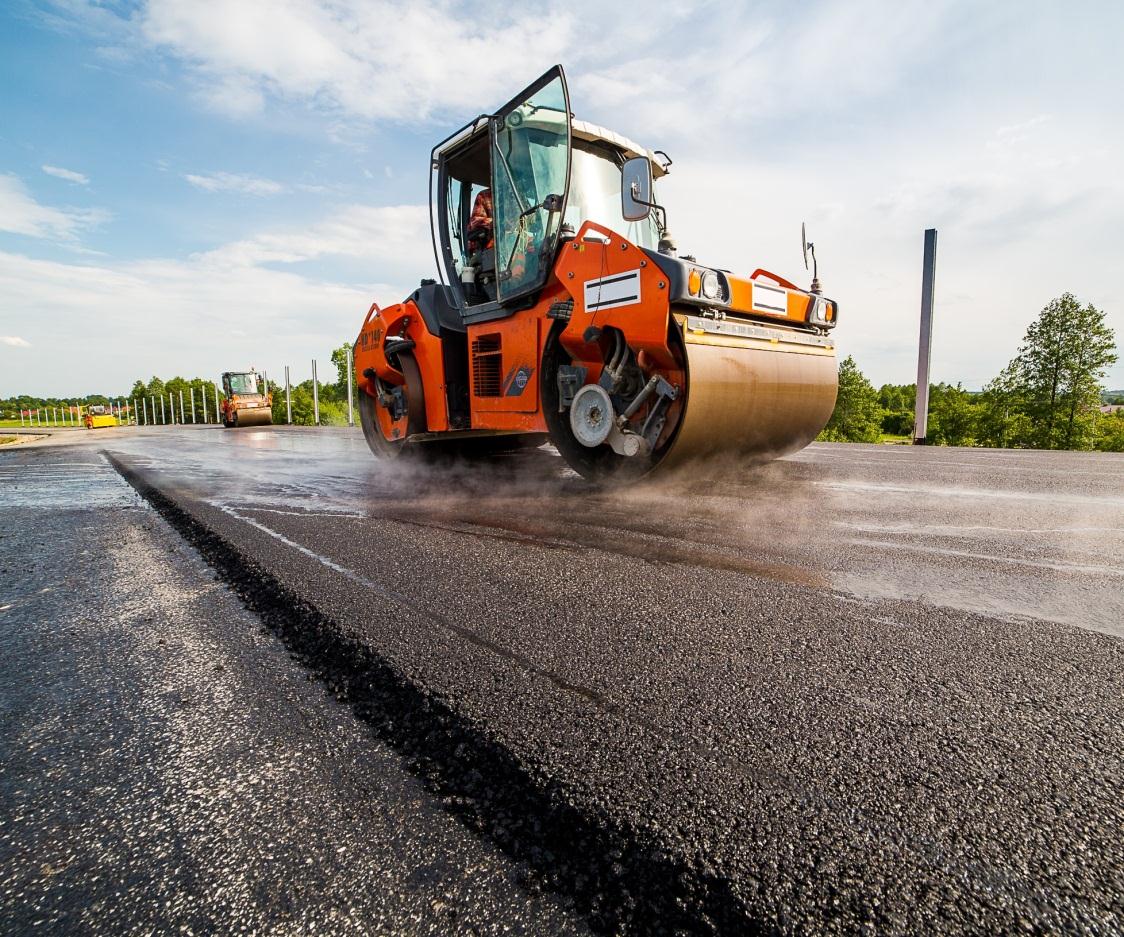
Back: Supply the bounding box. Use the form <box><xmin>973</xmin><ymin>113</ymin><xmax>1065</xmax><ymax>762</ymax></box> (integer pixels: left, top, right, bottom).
<box><xmin>357</xmin><ymin>351</ymin><xmax>430</xmax><ymax>460</ymax></box>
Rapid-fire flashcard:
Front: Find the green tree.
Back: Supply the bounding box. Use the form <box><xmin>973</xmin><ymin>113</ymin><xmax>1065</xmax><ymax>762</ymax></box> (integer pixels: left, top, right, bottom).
<box><xmin>1009</xmin><ymin>294</ymin><xmax>1117</xmax><ymax>450</ymax></box>
<box><xmin>819</xmin><ymin>356</ymin><xmax>882</xmax><ymax>443</ymax></box>
<box><xmin>1094</xmin><ymin>410</ymin><xmax>1124</xmax><ymax>452</ymax></box>
<box><xmin>976</xmin><ymin>363</ymin><xmax>1031</xmax><ymax>448</ymax></box>
<box><xmin>878</xmin><ymin>383</ymin><xmax>914</xmax><ymax>436</ymax></box>
<box><xmin>330</xmin><ymin>342</ymin><xmax>353</xmax><ymax>398</ymax></box>
<box><xmin>927</xmin><ymin>383</ymin><xmax>978</xmax><ymax>446</ymax></box>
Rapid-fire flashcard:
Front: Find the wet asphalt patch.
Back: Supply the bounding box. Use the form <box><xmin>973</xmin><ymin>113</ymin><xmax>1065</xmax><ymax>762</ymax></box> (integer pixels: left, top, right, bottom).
<box><xmin>104</xmin><ymin>451</ymin><xmax>757</xmax><ymax>936</ymax></box>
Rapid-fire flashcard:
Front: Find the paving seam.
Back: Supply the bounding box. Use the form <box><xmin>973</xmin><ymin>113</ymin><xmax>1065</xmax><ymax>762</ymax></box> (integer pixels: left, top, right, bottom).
<box><xmin>104</xmin><ymin>451</ymin><xmax>763</xmax><ymax>936</ymax></box>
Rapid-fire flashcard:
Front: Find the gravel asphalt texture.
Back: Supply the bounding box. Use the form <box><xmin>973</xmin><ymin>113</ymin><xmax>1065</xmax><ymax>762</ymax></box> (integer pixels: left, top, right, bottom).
<box><xmin>3</xmin><ymin>425</ymin><xmax>1123</xmax><ymax>935</ymax></box>
<box><xmin>0</xmin><ymin>445</ymin><xmax>588</xmax><ymax>935</ymax></box>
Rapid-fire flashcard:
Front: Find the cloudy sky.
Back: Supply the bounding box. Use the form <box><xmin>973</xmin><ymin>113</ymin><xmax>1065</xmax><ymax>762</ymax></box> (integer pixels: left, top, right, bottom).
<box><xmin>2</xmin><ymin>0</ymin><xmax>1122</xmax><ymax>397</ymax></box>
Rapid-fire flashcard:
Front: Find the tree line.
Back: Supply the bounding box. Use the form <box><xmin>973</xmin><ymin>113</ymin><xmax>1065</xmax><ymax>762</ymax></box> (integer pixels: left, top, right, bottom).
<box><xmin>821</xmin><ymin>293</ymin><xmax>1122</xmax><ymax>452</ymax></box>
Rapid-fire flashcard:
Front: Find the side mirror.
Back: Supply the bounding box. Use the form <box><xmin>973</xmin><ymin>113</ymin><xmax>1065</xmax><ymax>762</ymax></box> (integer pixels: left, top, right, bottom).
<box><xmin>621</xmin><ymin>156</ymin><xmax>654</xmax><ymax>222</ymax></box>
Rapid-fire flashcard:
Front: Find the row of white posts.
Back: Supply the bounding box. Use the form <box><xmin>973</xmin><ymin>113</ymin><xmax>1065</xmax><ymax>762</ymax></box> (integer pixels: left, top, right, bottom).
<box><xmin>15</xmin><ymin>353</ymin><xmax>357</xmax><ymax>430</ymax></box>
<box><xmin>18</xmin><ymin>401</ymin><xmax>134</xmax><ymax>427</ymax></box>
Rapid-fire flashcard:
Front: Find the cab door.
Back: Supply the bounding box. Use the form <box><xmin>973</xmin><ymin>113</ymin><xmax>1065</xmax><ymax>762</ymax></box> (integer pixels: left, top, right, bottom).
<box><xmin>490</xmin><ymin>65</ymin><xmax>572</xmax><ymax>305</ymax></box>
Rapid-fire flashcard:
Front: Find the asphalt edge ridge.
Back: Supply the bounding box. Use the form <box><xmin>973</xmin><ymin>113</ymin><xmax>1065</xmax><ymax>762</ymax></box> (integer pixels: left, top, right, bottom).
<box><xmin>103</xmin><ymin>451</ymin><xmax>761</xmax><ymax>937</ymax></box>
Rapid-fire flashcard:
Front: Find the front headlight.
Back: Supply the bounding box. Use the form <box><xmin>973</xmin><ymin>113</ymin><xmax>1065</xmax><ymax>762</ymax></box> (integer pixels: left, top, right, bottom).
<box><xmin>700</xmin><ymin>269</ymin><xmax>723</xmax><ymax>301</ymax></box>
<box><xmin>807</xmin><ymin>295</ymin><xmax>838</xmax><ymax>328</ymax></box>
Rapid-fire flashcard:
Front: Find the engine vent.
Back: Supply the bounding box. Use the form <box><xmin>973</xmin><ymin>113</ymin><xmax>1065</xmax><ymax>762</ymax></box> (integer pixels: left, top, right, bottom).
<box><xmin>472</xmin><ymin>334</ymin><xmax>502</xmax><ymax>397</ymax></box>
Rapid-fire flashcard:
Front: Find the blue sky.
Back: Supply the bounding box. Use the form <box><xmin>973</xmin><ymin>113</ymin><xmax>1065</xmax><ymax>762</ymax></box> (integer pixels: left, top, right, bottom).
<box><xmin>2</xmin><ymin>0</ymin><xmax>1122</xmax><ymax>396</ymax></box>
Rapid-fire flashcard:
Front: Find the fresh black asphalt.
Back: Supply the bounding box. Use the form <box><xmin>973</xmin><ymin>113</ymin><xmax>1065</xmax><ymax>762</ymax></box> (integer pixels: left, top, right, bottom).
<box><xmin>3</xmin><ymin>426</ymin><xmax>1123</xmax><ymax>934</ymax></box>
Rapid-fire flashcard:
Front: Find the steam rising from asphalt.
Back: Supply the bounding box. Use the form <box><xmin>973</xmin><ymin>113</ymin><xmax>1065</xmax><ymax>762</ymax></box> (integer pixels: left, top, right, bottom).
<box><xmin>96</xmin><ymin>429</ymin><xmax>1124</xmax><ymax>639</ymax></box>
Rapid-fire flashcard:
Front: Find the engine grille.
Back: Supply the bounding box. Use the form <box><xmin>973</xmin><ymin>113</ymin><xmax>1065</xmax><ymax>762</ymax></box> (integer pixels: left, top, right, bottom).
<box><xmin>472</xmin><ymin>334</ymin><xmax>502</xmax><ymax>397</ymax></box>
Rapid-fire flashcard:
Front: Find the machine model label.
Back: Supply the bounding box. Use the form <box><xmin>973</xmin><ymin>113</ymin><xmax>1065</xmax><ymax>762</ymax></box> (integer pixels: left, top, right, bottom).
<box><xmin>584</xmin><ymin>270</ymin><xmax>641</xmax><ymax>313</ymax></box>
<box><xmin>751</xmin><ymin>283</ymin><xmax>789</xmax><ymax>316</ymax></box>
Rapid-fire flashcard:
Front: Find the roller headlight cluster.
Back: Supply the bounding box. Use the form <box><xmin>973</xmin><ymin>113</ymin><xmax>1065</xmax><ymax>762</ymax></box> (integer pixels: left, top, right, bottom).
<box><xmin>686</xmin><ymin>266</ymin><xmax>728</xmax><ymax>304</ymax></box>
<box><xmin>807</xmin><ymin>294</ymin><xmax>839</xmax><ymax>328</ymax></box>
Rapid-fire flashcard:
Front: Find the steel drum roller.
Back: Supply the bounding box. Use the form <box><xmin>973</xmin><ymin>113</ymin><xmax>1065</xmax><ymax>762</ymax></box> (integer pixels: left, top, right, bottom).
<box><xmin>235</xmin><ymin>408</ymin><xmax>273</xmax><ymax>427</ymax></box>
<box><xmin>659</xmin><ymin>323</ymin><xmax>838</xmax><ymax>470</ymax></box>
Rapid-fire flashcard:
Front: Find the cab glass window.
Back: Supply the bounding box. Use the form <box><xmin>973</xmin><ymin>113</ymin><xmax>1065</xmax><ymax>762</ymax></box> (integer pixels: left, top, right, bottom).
<box><xmin>490</xmin><ymin>73</ymin><xmax>570</xmax><ymax>301</ymax></box>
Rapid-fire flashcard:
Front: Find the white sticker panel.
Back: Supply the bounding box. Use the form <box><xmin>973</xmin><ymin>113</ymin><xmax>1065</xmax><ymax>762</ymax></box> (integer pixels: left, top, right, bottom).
<box><xmin>583</xmin><ymin>270</ymin><xmax>641</xmax><ymax>313</ymax></box>
<box><xmin>752</xmin><ymin>282</ymin><xmax>789</xmax><ymax>316</ymax></box>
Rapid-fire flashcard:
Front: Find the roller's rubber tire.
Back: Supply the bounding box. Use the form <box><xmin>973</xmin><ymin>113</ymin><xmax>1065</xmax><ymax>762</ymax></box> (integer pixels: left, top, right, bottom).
<box><xmin>541</xmin><ymin>321</ymin><xmax>687</xmax><ymax>481</ymax></box>
<box><xmin>358</xmin><ymin>387</ymin><xmax>405</xmax><ymax>459</ymax></box>
<box><xmin>357</xmin><ymin>351</ymin><xmax>430</xmax><ymax>460</ymax></box>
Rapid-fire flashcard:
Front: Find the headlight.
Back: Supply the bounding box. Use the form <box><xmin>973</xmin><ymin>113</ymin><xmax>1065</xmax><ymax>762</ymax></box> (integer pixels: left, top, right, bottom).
<box><xmin>700</xmin><ymin>269</ymin><xmax>723</xmax><ymax>301</ymax></box>
<box><xmin>807</xmin><ymin>295</ymin><xmax>838</xmax><ymax>328</ymax></box>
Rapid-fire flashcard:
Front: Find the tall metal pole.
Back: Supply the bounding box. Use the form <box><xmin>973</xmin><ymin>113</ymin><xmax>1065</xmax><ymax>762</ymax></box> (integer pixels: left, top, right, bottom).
<box><xmin>312</xmin><ymin>359</ymin><xmax>319</xmax><ymax>425</ymax></box>
<box><xmin>202</xmin><ymin>386</ymin><xmax>208</xmax><ymax>424</ymax></box>
<box><xmin>285</xmin><ymin>366</ymin><xmax>292</xmax><ymax>424</ymax></box>
<box><xmin>346</xmin><ymin>346</ymin><xmax>355</xmax><ymax>426</ymax></box>
<box><xmin>190</xmin><ymin>387</ymin><xmax>196</xmax><ymax>424</ymax></box>
<box><xmin>160</xmin><ymin>395</ymin><xmax>166</xmax><ymax>425</ymax></box>
<box><xmin>214</xmin><ymin>385</ymin><xmax>221</xmax><ymax>424</ymax></box>
<box><xmin>179</xmin><ymin>390</ymin><xmax>185</xmax><ymax>426</ymax></box>
<box><xmin>913</xmin><ymin>228</ymin><xmax>938</xmax><ymax>445</ymax></box>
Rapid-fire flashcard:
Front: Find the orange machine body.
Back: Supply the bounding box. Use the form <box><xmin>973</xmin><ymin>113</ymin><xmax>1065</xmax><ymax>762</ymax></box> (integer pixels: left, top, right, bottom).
<box><xmin>353</xmin><ymin>220</ymin><xmax>829</xmax><ymax>438</ymax></box>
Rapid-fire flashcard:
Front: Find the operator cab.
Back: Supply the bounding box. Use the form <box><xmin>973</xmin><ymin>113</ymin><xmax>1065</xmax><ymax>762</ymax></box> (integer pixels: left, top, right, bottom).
<box><xmin>222</xmin><ymin>372</ymin><xmax>260</xmax><ymax>397</ymax></box>
<box><xmin>431</xmin><ymin>65</ymin><xmax>666</xmax><ymax>325</ymax></box>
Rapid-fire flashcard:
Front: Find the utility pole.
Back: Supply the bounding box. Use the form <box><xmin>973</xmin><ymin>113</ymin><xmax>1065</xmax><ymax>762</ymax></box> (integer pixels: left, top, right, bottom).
<box><xmin>285</xmin><ymin>366</ymin><xmax>292</xmax><ymax>424</ymax></box>
<box><xmin>312</xmin><ymin>359</ymin><xmax>320</xmax><ymax>425</ymax></box>
<box><xmin>346</xmin><ymin>345</ymin><xmax>355</xmax><ymax>426</ymax></box>
<box><xmin>190</xmin><ymin>387</ymin><xmax>196</xmax><ymax>424</ymax></box>
<box><xmin>913</xmin><ymin>228</ymin><xmax>938</xmax><ymax>445</ymax></box>
<box><xmin>214</xmin><ymin>384</ymin><xmax>221</xmax><ymax>424</ymax></box>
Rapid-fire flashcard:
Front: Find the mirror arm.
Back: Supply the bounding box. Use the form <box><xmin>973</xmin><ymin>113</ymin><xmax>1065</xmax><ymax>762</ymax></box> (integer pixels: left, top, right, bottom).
<box><xmin>629</xmin><ymin>189</ymin><xmax>668</xmax><ymax>236</ymax></box>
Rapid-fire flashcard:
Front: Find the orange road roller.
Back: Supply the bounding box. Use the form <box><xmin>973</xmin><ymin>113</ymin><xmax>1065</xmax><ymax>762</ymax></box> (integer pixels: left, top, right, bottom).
<box><xmin>220</xmin><ymin>371</ymin><xmax>273</xmax><ymax>428</ymax></box>
<box><xmin>354</xmin><ymin>66</ymin><xmax>838</xmax><ymax>478</ymax></box>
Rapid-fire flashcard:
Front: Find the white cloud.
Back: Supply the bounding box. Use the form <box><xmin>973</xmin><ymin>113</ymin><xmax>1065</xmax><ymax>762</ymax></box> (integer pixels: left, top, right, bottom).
<box><xmin>184</xmin><ymin>171</ymin><xmax>286</xmax><ymax>196</ymax></box>
<box><xmin>0</xmin><ymin>199</ymin><xmax>430</xmax><ymax>395</ymax></box>
<box><xmin>42</xmin><ymin>164</ymin><xmax>90</xmax><ymax>184</ymax></box>
<box><xmin>197</xmin><ymin>203</ymin><xmax>428</xmax><ymax>268</ymax></box>
<box><xmin>139</xmin><ymin>0</ymin><xmax>572</xmax><ymax>121</ymax></box>
<box><xmin>0</xmin><ymin>174</ymin><xmax>109</xmax><ymax>241</ymax></box>
<box><xmin>1</xmin><ymin>336</ymin><xmax>32</xmax><ymax>348</ymax></box>
<box><xmin>0</xmin><ymin>246</ymin><xmax>395</xmax><ymax>395</ymax></box>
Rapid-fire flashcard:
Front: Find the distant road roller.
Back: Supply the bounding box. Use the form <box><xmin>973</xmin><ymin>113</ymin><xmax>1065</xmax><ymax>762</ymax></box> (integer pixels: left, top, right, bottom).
<box><xmin>353</xmin><ymin>66</ymin><xmax>838</xmax><ymax>478</ymax></box>
<box><xmin>220</xmin><ymin>371</ymin><xmax>273</xmax><ymax>428</ymax></box>
<box><xmin>82</xmin><ymin>405</ymin><xmax>117</xmax><ymax>430</ymax></box>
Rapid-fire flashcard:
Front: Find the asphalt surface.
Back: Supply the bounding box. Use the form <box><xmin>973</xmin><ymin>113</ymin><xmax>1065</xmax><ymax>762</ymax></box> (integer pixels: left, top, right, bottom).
<box><xmin>3</xmin><ymin>425</ymin><xmax>1123</xmax><ymax>935</ymax></box>
<box><xmin>0</xmin><ymin>445</ymin><xmax>588</xmax><ymax>935</ymax></box>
